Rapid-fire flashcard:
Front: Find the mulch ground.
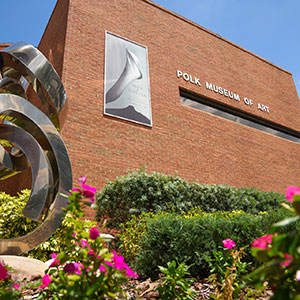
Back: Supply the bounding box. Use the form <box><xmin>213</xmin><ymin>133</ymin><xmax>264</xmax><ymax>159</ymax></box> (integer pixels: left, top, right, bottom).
<box><xmin>20</xmin><ymin>278</ymin><xmax>273</xmax><ymax>299</ymax></box>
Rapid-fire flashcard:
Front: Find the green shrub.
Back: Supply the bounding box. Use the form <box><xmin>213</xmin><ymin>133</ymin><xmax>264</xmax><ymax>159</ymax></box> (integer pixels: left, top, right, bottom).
<box><xmin>0</xmin><ymin>190</ymin><xmax>95</xmax><ymax>261</ymax></box>
<box><xmin>0</xmin><ymin>190</ymin><xmax>38</xmax><ymax>238</ymax></box>
<box><xmin>118</xmin><ymin>211</ymin><xmax>169</xmax><ymax>265</ymax></box>
<box><xmin>133</xmin><ymin>209</ymin><xmax>296</xmax><ymax>280</ymax></box>
<box><xmin>96</xmin><ymin>169</ymin><xmax>285</xmax><ymax>229</ymax></box>
<box><xmin>28</xmin><ymin>212</ymin><xmax>96</xmax><ymax>261</ymax></box>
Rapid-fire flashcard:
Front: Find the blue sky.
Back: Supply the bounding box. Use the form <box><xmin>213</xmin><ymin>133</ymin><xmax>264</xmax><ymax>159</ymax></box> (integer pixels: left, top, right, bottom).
<box><xmin>1</xmin><ymin>0</ymin><xmax>299</xmax><ymax>97</ymax></box>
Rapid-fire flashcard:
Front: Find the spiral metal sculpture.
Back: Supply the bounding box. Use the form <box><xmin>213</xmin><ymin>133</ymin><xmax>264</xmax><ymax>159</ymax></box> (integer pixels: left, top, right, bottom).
<box><xmin>0</xmin><ymin>42</ymin><xmax>72</xmax><ymax>255</ymax></box>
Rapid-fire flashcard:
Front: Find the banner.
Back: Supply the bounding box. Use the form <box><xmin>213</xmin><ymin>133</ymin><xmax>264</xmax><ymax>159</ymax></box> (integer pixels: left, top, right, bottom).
<box><xmin>104</xmin><ymin>32</ymin><xmax>152</xmax><ymax>126</ymax></box>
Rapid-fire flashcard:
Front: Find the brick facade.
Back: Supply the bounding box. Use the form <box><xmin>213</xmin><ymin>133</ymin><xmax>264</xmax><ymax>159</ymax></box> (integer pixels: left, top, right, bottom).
<box><xmin>2</xmin><ymin>0</ymin><xmax>300</xmax><ymax>198</ymax></box>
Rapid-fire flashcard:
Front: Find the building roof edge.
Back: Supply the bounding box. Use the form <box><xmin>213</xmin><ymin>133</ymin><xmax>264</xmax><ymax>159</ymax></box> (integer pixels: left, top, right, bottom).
<box><xmin>143</xmin><ymin>0</ymin><xmax>292</xmax><ymax>76</ymax></box>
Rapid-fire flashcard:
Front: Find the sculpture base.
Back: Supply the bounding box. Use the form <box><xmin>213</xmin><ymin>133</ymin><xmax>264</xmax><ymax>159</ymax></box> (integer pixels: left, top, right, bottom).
<box><xmin>0</xmin><ymin>255</ymin><xmax>47</xmax><ymax>281</ymax></box>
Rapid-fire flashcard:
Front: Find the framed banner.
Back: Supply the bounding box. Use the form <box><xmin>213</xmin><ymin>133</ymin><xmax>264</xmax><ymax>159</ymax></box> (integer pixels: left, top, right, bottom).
<box><xmin>104</xmin><ymin>31</ymin><xmax>152</xmax><ymax>126</ymax></box>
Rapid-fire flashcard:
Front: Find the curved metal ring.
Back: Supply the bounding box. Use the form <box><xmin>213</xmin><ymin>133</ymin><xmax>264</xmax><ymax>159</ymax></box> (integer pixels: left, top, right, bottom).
<box><xmin>0</xmin><ymin>41</ymin><xmax>67</xmax><ymax>130</ymax></box>
<box><xmin>0</xmin><ymin>95</ymin><xmax>72</xmax><ymax>254</ymax></box>
<box><xmin>0</xmin><ymin>42</ymin><xmax>72</xmax><ymax>255</ymax></box>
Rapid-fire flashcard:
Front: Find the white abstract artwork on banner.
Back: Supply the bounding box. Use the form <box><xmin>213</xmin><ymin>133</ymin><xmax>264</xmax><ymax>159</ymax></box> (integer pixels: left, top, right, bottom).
<box><xmin>104</xmin><ymin>31</ymin><xmax>152</xmax><ymax>126</ymax></box>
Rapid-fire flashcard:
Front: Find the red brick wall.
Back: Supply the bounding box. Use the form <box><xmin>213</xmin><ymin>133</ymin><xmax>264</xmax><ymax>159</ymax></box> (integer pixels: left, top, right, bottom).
<box><xmin>38</xmin><ymin>0</ymin><xmax>69</xmax><ymax>78</ymax></box>
<box><xmin>4</xmin><ymin>0</ymin><xmax>300</xmax><ymax>198</ymax></box>
<box><xmin>0</xmin><ymin>44</ymin><xmax>11</xmax><ymax>51</ymax></box>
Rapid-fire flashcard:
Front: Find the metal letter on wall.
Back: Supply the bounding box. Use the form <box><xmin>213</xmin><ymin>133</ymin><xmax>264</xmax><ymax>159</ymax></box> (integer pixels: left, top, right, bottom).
<box><xmin>104</xmin><ymin>31</ymin><xmax>152</xmax><ymax>126</ymax></box>
<box><xmin>0</xmin><ymin>42</ymin><xmax>72</xmax><ymax>255</ymax></box>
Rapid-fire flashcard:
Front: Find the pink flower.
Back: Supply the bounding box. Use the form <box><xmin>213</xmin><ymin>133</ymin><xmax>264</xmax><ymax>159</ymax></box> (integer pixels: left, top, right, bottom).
<box><xmin>286</xmin><ymin>186</ymin><xmax>300</xmax><ymax>203</ymax></box>
<box><xmin>296</xmin><ymin>270</ymin><xmax>300</xmax><ymax>281</ymax></box>
<box><xmin>80</xmin><ymin>239</ymin><xmax>88</xmax><ymax>248</ymax></box>
<box><xmin>72</xmin><ymin>232</ymin><xmax>77</xmax><ymax>237</ymax></box>
<box><xmin>72</xmin><ymin>177</ymin><xmax>97</xmax><ymax>203</ymax></box>
<box><xmin>0</xmin><ymin>263</ymin><xmax>8</xmax><ymax>281</ymax></box>
<box><xmin>125</xmin><ymin>266</ymin><xmax>139</xmax><ymax>278</ymax></box>
<box><xmin>252</xmin><ymin>235</ymin><xmax>273</xmax><ymax>249</ymax></box>
<box><xmin>73</xmin><ymin>262</ymin><xmax>84</xmax><ymax>275</ymax></box>
<box><xmin>64</xmin><ymin>263</ymin><xmax>77</xmax><ymax>274</ymax></box>
<box><xmin>89</xmin><ymin>227</ymin><xmax>100</xmax><ymax>240</ymax></box>
<box><xmin>14</xmin><ymin>284</ymin><xmax>20</xmax><ymax>289</ymax></box>
<box><xmin>99</xmin><ymin>265</ymin><xmax>107</xmax><ymax>273</ymax></box>
<box><xmin>40</xmin><ymin>274</ymin><xmax>52</xmax><ymax>288</ymax></box>
<box><xmin>64</xmin><ymin>262</ymin><xmax>83</xmax><ymax>275</ymax></box>
<box><xmin>113</xmin><ymin>251</ymin><xmax>126</xmax><ymax>270</ymax></box>
<box><xmin>105</xmin><ymin>261</ymin><xmax>113</xmax><ymax>267</ymax></box>
<box><xmin>71</xmin><ymin>188</ymin><xmax>81</xmax><ymax>193</ymax></box>
<box><xmin>79</xmin><ymin>176</ymin><xmax>86</xmax><ymax>185</ymax></box>
<box><xmin>112</xmin><ymin>251</ymin><xmax>139</xmax><ymax>278</ymax></box>
<box><xmin>280</xmin><ymin>253</ymin><xmax>293</xmax><ymax>267</ymax></box>
<box><xmin>81</xmin><ymin>184</ymin><xmax>97</xmax><ymax>203</ymax></box>
<box><xmin>49</xmin><ymin>253</ymin><xmax>60</xmax><ymax>267</ymax></box>
<box><xmin>222</xmin><ymin>239</ymin><xmax>236</xmax><ymax>249</ymax></box>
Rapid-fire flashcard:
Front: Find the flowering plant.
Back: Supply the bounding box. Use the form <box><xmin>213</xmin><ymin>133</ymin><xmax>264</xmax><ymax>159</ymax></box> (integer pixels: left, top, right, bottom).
<box><xmin>207</xmin><ymin>239</ymin><xmax>249</xmax><ymax>299</ymax></box>
<box><xmin>155</xmin><ymin>260</ymin><xmax>198</xmax><ymax>300</ymax></box>
<box><xmin>248</xmin><ymin>185</ymin><xmax>300</xmax><ymax>298</ymax></box>
<box><xmin>0</xmin><ymin>261</ymin><xmax>23</xmax><ymax>300</ymax></box>
<box><xmin>38</xmin><ymin>177</ymin><xmax>138</xmax><ymax>300</ymax></box>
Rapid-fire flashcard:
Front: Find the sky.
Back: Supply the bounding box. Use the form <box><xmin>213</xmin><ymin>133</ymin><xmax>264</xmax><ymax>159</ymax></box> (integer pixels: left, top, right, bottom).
<box><xmin>1</xmin><ymin>0</ymin><xmax>299</xmax><ymax>98</ymax></box>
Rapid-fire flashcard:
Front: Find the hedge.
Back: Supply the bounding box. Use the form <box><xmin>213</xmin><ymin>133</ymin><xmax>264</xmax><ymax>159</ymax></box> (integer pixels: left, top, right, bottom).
<box><xmin>96</xmin><ymin>169</ymin><xmax>285</xmax><ymax>228</ymax></box>
<box><xmin>131</xmin><ymin>209</ymin><xmax>296</xmax><ymax>280</ymax></box>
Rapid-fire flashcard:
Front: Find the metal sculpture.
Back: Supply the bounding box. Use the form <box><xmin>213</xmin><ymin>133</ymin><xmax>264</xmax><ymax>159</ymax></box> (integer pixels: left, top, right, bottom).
<box><xmin>0</xmin><ymin>42</ymin><xmax>72</xmax><ymax>255</ymax></box>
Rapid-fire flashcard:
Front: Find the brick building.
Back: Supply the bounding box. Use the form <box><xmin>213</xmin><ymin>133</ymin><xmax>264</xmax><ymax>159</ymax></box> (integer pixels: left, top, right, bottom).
<box><xmin>2</xmin><ymin>0</ymin><xmax>300</xmax><ymax>195</ymax></box>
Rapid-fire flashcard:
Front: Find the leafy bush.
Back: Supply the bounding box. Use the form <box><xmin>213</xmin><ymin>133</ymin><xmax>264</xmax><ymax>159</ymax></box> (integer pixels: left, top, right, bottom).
<box><xmin>96</xmin><ymin>169</ymin><xmax>285</xmax><ymax>229</ymax></box>
<box><xmin>133</xmin><ymin>209</ymin><xmax>297</xmax><ymax>280</ymax></box>
<box><xmin>0</xmin><ymin>190</ymin><xmax>95</xmax><ymax>261</ymax></box>
<box><xmin>0</xmin><ymin>190</ymin><xmax>37</xmax><ymax>238</ymax></box>
<box><xmin>118</xmin><ymin>211</ymin><xmax>169</xmax><ymax>265</ymax></box>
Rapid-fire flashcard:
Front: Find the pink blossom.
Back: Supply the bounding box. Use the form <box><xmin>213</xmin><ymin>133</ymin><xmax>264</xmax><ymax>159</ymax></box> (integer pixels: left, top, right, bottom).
<box><xmin>72</xmin><ymin>177</ymin><xmax>97</xmax><ymax>203</ymax></box>
<box><xmin>113</xmin><ymin>251</ymin><xmax>126</xmax><ymax>270</ymax></box>
<box><xmin>104</xmin><ymin>261</ymin><xmax>113</xmax><ymax>267</ymax></box>
<box><xmin>286</xmin><ymin>186</ymin><xmax>300</xmax><ymax>203</ymax></box>
<box><xmin>50</xmin><ymin>253</ymin><xmax>60</xmax><ymax>267</ymax></box>
<box><xmin>14</xmin><ymin>284</ymin><xmax>20</xmax><ymax>289</ymax></box>
<box><xmin>0</xmin><ymin>263</ymin><xmax>8</xmax><ymax>281</ymax></box>
<box><xmin>99</xmin><ymin>265</ymin><xmax>107</xmax><ymax>273</ymax></box>
<box><xmin>112</xmin><ymin>251</ymin><xmax>139</xmax><ymax>278</ymax></box>
<box><xmin>280</xmin><ymin>253</ymin><xmax>293</xmax><ymax>267</ymax></box>
<box><xmin>222</xmin><ymin>239</ymin><xmax>236</xmax><ymax>249</ymax></box>
<box><xmin>296</xmin><ymin>270</ymin><xmax>300</xmax><ymax>281</ymax></box>
<box><xmin>72</xmin><ymin>232</ymin><xmax>77</xmax><ymax>237</ymax></box>
<box><xmin>40</xmin><ymin>274</ymin><xmax>52</xmax><ymax>288</ymax></box>
<box><xmin>73</xmin><ymin>262</ymin><xmax>84</xmax><ymax>275</ymax></box>
<box><xmin>79</xmin><ymin>176</ymin><xmax>86</xmax><ymax>185</ymax></box>
<box><xmin>89</xmin><ymin>227</ymin><xmax>100</xmax><ymax>240</ymax></box>
<box><xmin>252</xmin><ymin>235</ymin><xmax>273</xmax><ymax>249</ymax></box>
<box><xmin>80</xmin><ymin>239</ymin><xmax>88</xmax><ymax>248</ymax></box>
<box><xmin>81</xmin><ymin>184</ymin><xmax>97</xmax><ymax>203</ymax></box>
<box><xmin>64</xmin><ymin>263</ymin><xmax>77</xmax><ymax>274</ymax></box>
<box><xmin>64</xmin><ymin>262</ymin><xmax>83</xmax><ymax>275</ymax></box>
<box><xmin>125</xmin><ymin>266</ymin><xmax>139</xmax><ymax>278</ymax></box>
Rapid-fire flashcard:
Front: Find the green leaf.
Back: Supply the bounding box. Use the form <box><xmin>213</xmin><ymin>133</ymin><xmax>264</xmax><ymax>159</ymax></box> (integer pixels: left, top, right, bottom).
<box><xmin>86</xmin><ymin>283</ymin><xmax>99</xmax><ymax>296</ymax></box>
<box><xmin>293</xmin><ymin>195</ymin><xmax>300</xmax><ymax>215</ymax></box>
<box><xmin>251</xmin><ymin>247</ymin><xmax>270</xmax><ymax>262</ymax></box>
<box><xmin>272</xmin><ymin>216</ymin><xmax>300</xmax><ymax>228</ymax></box>
<box><xmin>68</xmin><ymin>274</ymin><xmax>81</xmax><ymax>281</ymax></box>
